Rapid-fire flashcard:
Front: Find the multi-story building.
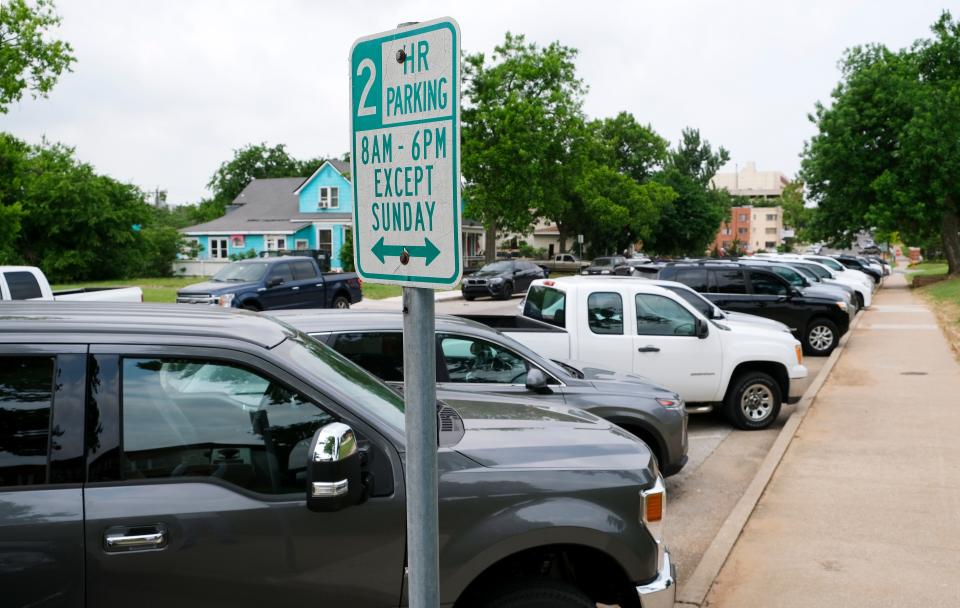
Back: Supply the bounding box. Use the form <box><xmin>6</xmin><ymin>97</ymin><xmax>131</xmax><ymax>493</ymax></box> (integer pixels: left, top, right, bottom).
<box><xmin>711</xmin><ymin>161</ymin><xmax>789</xmax><ymax>199</ymax></box>
<box><xmin>711</xmin><ymin>205</ymin><xmax>785</xmax><ymax>254</ymax></box>
<box><xmin>713</xmin><ymin>205</ymin><xmax>753</xmax><ymax>254</ymax></box>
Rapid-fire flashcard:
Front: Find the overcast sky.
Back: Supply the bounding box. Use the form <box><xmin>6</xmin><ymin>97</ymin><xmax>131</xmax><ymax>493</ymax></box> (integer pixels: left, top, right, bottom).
<box><xmin>2</xmin><ymin>0</ymin><xmax>951</xmax><ymax>205</ymax></box>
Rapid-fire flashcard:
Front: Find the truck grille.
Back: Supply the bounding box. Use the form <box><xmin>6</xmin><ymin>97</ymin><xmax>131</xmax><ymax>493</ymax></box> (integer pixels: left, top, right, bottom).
<box><xmin>176</xmin><ymin>294</ymin><xmax>215</xmax><ymax>304</ymax></box>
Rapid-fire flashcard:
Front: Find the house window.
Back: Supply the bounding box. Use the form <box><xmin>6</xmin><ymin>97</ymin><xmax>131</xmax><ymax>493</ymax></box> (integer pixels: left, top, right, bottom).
<box><xmin>266</xmin><ymin>236</ymin><xmax>287</xmax><ymax>251</ymax></box>
<box><xmin>766</xmin><ymin>214</ymin><xmax>777</xmax><ymax>221</ymax></box>
<box><xmin>738</xmin><ymin>214</ymin><xmax>747</xmax><ymax>222</ymax></box>
<box><xmin>765</xmin><ymin>241</ymin><xmax>777</xmax><ymax>249</ymax></box>
<box><xmin>318</xmin><ymin>187</ymin><xmax>339</xmax><ymax>209</ymax></box>
<box><xmin>317</xmin><ymin>229</ymin><xmax>333</xmax><ymax>259</ymax></box>
<box><xmin>738</xmin><ymin>227</ymin><xmax>748</xmax><ymax>235</ymax></box>
<box><xmin>766</xmin><ymin>227</ymin><xmax>777</xmax><ymax>235</ymax></box>
<box><xmin>722</xmin><ymin>228</ymin><xmax>732</xmax><ymax>236</ymax></box>
<box><xmin>210</xmin><ymin>238</ymin><xmax>228</xmax><ymax>259</ymax></box>
<box><xmin>295</xmin><ymin>239</ymin><xmax>309</xmax><ymax>250</ymax></box>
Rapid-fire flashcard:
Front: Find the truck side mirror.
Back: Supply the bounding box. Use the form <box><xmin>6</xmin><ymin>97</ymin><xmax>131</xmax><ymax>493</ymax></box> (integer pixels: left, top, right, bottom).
<box><xmin>696</xmin><ymin>318</ymin><xmax>709</xmax><ymax>339</ymax></box>
<box><xmin>306</xmin><ymin>422</ymin><xmax>363</xmax><ymax>512</ymax></box>
<box><xmin>267</xmin><ymin>276</ymin><xmax>284</xmax><ymax>288</ymax></box>
<box><xmin>525</xmin><ymin>367</ymin><xmax>552</xmax><ymax>394</ymax></box>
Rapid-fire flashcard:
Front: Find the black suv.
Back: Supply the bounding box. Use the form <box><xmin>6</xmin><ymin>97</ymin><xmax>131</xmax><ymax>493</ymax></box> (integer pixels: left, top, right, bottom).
<box><xmin>659</xmin><ymin>261</ymin><xmax>851</xmax><ymax>355</ymax></box>
<box><xmin>461</xmin><ymin>260</ymin><xmax>547</xmax><ymax>300</ymax></box>
<box><xmin>583</xmin><ymin>256</ymin><xmax>632</xmax><ymax>275</ymax></box>
<box><xmin>835</xmin><ymin>255</ymin><xmax>883</xmax><ymax>284</ymax></box>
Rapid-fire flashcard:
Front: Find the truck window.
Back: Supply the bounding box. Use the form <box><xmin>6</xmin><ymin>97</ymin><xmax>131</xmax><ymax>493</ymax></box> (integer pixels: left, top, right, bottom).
<box><xmin>0</xmin><ymin>357</ymin><xmax>55</xmax><ymax>487</ymax></box>
<box><xmin>120</xmin><ymin>358</ymin><xmax>335</xmax><ymax>495</ymax></box>
<box><xmin>3</xmin><ymin>271</ymin><xmax>43</xmax><ymax>300</ymax></box>
<box><xmin>713</xmin><ymin>269</ymin><xmax>747</xmax><ymax>294</ymax></box>
<box><xmin>635</xmin><ymin>294</ymin><xmax>697</xmax><ymax>336</ymax></box>
<box><xmin>661</xmin><ymin>285</ymin><xmax>714</xmax><ymax>318</ymax></box>
<box><xmin>587</xmin><ymin>292</ymin><xmax>623</xmax><ymax>335</ymax></box>
<box><xmin>523</xmin><ymin>286</ymin><xmax>566</xmax><ymax>328</ymax></box>
<box><xmin>269</xmin><ymin>263</ymin><xmax>295</xmax><ymax>284</ymax></box>
<box><xmin>439</xmin><ymin>335</ymin><xmax>529</xmax><ymax>384</ymax></box>
<box><xmin>749</xmin><ymin>271</ymin><xmax>790</xmax><ymax>295</ymax></box>
<box><xmin>291</xmin><ymin>260</ymin><xmax>319</xmax><ymax>280</ymax></box>
<box><xmin>330</xmin><ymin>332</ymin><xmax>405</xmax><ymax>382</ymax></box>
<box><xmin>673</xmin><ymin>269</ymin><xmax>708</xmax><ymax>292</ymax></box>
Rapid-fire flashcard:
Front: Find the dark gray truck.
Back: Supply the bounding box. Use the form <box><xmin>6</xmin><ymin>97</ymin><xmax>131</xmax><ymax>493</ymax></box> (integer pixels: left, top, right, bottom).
<box><xmin>270</xmin><ymin>309</ymin><xmax>688</xmax><ymax>476</ymax></box>
<box><xmin>177</xmin><ymin>255</ymin><xmax>362</xmax><ymax>310</ymax></box>
<box><xmin>0</xmin><ymin>302</ymin><xmax>674</xmax><ymax>608</ymax></box>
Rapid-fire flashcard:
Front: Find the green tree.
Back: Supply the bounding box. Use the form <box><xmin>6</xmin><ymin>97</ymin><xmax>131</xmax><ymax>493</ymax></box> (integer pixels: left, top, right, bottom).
<box><xmin>802</xmin><ymin>11</ymin><xmax>960</xmax><ymax>274</ymax></box>
<box><xmin>588</xmin><ymin>112</ymin><xmax>669</xmax><ymax>183</ymax></box>
<box><xmin>463</xmin><ymin>33</ymin><xmax>587</xmax><ymax>261</ymax></box>
<box><xmin>647</xmin><ymin>129</ymin><xmax>732</xmax><ymax>255</ymax></box>
<box><xmin>339</xmin><ymin>234</ymin><xmax>355</xmax><ymax>272</ymax></box>
<box><xmin>207</xmin><ymin>142</ymin><xmax>304</xmax><ymax>205</ymax></box>
<box><xmin>0</xmin><ymin>0</ymin><xmax>75</xmax><ymax>113</ymax></box>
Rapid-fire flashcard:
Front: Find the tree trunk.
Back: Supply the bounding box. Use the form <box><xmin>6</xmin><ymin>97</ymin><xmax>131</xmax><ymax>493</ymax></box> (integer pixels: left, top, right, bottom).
<box><xmin>942</xmin><ymin>202</ymin><xmax>960</xmax><ymax>276</ymax></box>
<box><xmin>557</xmin><ymin>222</ymin><xmax>567</xmax><ymax>254</ymax></box>
<box><xmin>484</xmin><ymin>221</ymin><xmax>497</xmax><ymax>264</ymax></box>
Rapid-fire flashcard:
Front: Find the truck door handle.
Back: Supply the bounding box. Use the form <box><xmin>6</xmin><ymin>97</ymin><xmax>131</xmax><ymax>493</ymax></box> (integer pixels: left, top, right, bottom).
<box><xmin>292</xmin><ymin>286</ymin><xmax>300</xmax><ymax>290</ymax></box>
<box><xmin>104</xmin><ymin>525</ymin><xmax>168</xmax><ymax>552</ymax></box>
<box><xmin>637</xmin><ymin>346</ymin><xmax>660</xmax><ymax>353</ymax></box>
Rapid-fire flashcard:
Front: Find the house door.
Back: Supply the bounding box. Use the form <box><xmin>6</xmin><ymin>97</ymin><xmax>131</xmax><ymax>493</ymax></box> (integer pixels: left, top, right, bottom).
<box><xmin>317</xmin><ymin>229</ymin><xmax>333</xmax><ymax>270</ymax></box>
<box><xmin>548</xmin><ymin>244</ymin><xmax>555</xmax><ymax>258</ymax></box>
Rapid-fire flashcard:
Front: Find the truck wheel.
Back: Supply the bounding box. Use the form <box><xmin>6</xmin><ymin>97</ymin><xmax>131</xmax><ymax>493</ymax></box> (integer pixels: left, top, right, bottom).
<box><xmin>724</xmin><ymin>372</ymin><xmax>782</xmax><ymax>430</ymax></box>
<box><xmin>332</xmin><ymin>295</ymin><xmax>350</xmax><ymax>309</ymax></box>
<box><xmin>481</xmin><ymin>581</ymin><xmax>594</xmax><ymax>608</ymax></box>
<box><xmin>855</xmin><ymin>292</ymin><xmax>864</xmax><ymax>310</ymax></box>
<box><xmin>497</xmin><ymin>282</ymin><xmax>513</xmax><ymax>300</ymax></box>
<box><xmin>804</xmin><ymin>318</ymin><xmax>838</xmax><ymax>356</ymax></box>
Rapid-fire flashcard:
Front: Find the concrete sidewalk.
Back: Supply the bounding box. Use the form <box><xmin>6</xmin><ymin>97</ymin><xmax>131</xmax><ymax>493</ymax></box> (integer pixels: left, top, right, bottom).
<box><xmin>703</xmin><ymin>268</ymin><xmax>960</xmax><ymax>607</ymax></box>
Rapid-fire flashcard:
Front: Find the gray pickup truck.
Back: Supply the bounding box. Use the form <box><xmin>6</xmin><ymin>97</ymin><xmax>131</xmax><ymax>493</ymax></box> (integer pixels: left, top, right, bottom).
<box><xmin>0</xmin><ymin>302</ymin><xmax>674</xmax><ymax>608</ymax></box>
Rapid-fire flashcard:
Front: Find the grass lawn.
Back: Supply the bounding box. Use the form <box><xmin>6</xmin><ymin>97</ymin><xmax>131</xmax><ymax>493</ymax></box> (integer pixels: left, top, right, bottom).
<box><xmin>907</xmin><ymin>262</ymin><xmax>948</xmax><ymax>284</ymax></box>
<box><xmin>51</xmin><ymin>277</ymin><xmax>200</xmax><ymax>303</ymax></box>
<box><xmin>919</xmin><ymin>275</ymin><xmax>960</xmax><ymax>359</ymax></box>
<box><xmin>362</xmin><ymin>283</ymin><xmax>403</xmax><ymax>300</ymax></box>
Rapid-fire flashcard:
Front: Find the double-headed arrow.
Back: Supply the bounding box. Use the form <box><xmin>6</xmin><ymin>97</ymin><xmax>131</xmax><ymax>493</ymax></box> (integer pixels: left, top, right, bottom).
<box><xmin>372</xmin><ymin>236</ymin><xmax>441</xmax><ymax>266</ymax></box>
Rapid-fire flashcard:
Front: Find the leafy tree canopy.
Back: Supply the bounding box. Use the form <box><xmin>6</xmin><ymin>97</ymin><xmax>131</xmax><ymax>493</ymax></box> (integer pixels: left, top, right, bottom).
<box><xmin>0</xmin><ymin>0</ymin><xmax>75</xmax><ymax>113</ymax></box>
<box><xmin>462</xmin><ymin>33</ymin><xmax>587</xmax><ymax>259</ymax></box>
<box><xmin>802</xmin><ymin>11</ymin><xmax>960</xmax><ymax>273</ymax></box>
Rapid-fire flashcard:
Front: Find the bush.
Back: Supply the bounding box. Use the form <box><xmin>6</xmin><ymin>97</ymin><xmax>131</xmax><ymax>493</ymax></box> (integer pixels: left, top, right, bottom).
<box><xmin>517</xmin><ymin>240</ymin><xmax>546</xmax><ymax>259</ymax></box>
<box><xmin>339</xmin><ymin>236</ymin><xmax>355</xmax><ymax>272</ymax></box>
<box><xmin>228</xmin><ymin>249</ymin><xmax>257</xmax><ymax>261</ymax></box>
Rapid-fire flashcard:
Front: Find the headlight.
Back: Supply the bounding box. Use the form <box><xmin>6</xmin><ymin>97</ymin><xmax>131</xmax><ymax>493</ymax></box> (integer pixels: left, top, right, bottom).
<box><xmin>641</xmin><ymin>475</ymin><xmax>665</xmax><ymax>543</ymax></box>
<box><xmin>655</xmin><ymin>397</ymin><xmax>683</xmax><ymax>409</ymax></box>
<box><xmin>836</xmin><ymin>301</ymin><xmax>848</xmax><ymax>312</ymax></box>
<box><xmin>489</xmin><ymin>277</ymin><xmax>504</xmax><ymax>284</ymax></box>
<box><xmin>601</xmin><ymin>269</ymin><xmax>611</xmax><ymax>275</ymax></box>
<box><xmin>218</xmin><ymin>293</ymin><xmax>235</xmax><ymax>307</ymax></box>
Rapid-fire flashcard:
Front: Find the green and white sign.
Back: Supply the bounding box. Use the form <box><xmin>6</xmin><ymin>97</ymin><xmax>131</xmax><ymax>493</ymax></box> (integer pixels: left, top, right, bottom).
<box><xmin>349</xmin><ymin>17</ymin><xmax>461</xmax><ymax>288</ymax></box>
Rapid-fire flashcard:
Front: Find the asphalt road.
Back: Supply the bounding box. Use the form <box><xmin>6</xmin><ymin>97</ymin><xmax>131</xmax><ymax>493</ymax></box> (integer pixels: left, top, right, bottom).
<box><xmin>358</xmin><ymin>291</ymin><xmax>829</xmax><ymax>582</ymax></box>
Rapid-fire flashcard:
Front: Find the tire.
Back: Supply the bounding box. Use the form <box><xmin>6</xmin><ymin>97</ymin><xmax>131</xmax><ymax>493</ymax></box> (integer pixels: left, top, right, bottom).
<box><xmin>332</xmin><ymin>295</ymin><xmax>350</xmax><ymax>309</ymax></box>
<box><xmin>463</xmin><ymin>294</ymin><xmax>476</xmax><ymax>301</ymax></box>
<box><xmin>723</xmin><ymin>371</ymin><xmax>782</xmax><ymax>430</ymax></box>
<box><xmin>804</xmin><ymin>318</ymin><xmax>838</xmax><ymax>356</ymax></box>
<box><xmin>497</xmin><ymin>282</ymin><xmax>514</xmax><ymax>300</ymax></box>
<box><xmin>480</xmin><ymin>581</ymin><xmax>594</xmax><ymax>608</ymax></box>
<box><xmin>855</xmin><ymin>292</ymin><xmax>864</xmax><ymax>310</ymax></box>
<box><xmin>241</xmin><ymin>302</ymin><xmax>261</xmax><ymax>312</ymax></box>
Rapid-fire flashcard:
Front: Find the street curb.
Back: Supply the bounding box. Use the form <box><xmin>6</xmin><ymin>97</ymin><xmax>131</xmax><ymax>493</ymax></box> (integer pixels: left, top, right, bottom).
<box><xmin>362</xmin><ymin>290</ymin><xmax>463</xmax><ymax>306</ymax></box>
<box><xmin>675</xmin><ymin>311</ymin><xmax>865</xmax><ymax>607</ymax></box>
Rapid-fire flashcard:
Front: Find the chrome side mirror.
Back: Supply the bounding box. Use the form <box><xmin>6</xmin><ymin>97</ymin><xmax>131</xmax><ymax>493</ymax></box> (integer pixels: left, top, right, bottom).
<box><xmin>306</xmin><ymin>422</ymin><xmax>362</xmax><ymax>512</ymax></box>
<box><xmin>525</xmin><ymin>367</ymin><xmax>552</xmax><ymax>394</ymax></box>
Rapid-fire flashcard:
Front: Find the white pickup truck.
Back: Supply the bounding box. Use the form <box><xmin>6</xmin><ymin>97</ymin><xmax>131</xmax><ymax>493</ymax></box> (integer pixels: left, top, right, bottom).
<box><xmin>0</xmin><ymin>266</ymin><xmax>142</xmax><ymax>302</ymax></box>
<box><xmin>474</xmin><ymin>276</ymin><xmax>808</xmax><ymax>430</ymax></box>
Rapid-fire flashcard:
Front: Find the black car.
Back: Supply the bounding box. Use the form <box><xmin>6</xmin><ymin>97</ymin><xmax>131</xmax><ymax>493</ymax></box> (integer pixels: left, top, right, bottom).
<box><xmin>583</xmin><ymin>256</ymin><xmax>632</xmax><ymax>275</ymax></box>
<box><xmin>835</xmin><ymin>255</ymin><xmax>883</xmax><ymax>284</ymax></box>
<box><xmin>461</xmin><ymin>260</ymin><xmax>547</xmax><ymax>300</ymax></box>
<box><xmin>658</xmin><ymin>261</ymin><xmax>851</xmax><ymax>355</ymax></box>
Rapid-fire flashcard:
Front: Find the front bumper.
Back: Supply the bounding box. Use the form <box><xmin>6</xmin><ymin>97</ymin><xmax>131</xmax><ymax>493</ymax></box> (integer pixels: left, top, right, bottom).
<box><xmin>787</xmin><ymin>363</ymin><xmax>809</xmax><ymax>404</ymax></box>
<box><xmin>461</xmin><ymin>281</ymin><xmax>504</xmax><ymax>297</ymax></box>
<box><xmin>635</xmin><ymin>549</ymin><xmax>675</xmax><ymax>608</ymax></box>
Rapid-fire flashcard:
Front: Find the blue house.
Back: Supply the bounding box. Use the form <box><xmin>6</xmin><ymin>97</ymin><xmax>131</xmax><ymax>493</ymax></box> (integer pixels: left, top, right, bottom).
<box><xmin>181</xmin><ymin>160</ymin><xmax>355</xmax><ymax>270</ymax></box>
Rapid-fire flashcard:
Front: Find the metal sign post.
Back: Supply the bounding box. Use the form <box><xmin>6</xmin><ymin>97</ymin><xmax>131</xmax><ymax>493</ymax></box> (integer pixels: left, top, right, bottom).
<box><xmin>350</xmin><ymin>17</ymin><xmax>461</xmax><ymax>608</ymax></box>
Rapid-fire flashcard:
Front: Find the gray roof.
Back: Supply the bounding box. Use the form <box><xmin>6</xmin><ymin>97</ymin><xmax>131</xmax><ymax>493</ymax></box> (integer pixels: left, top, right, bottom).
<box><xmin>182</xmin><ymin>176</ymin><xmax>353</xmax><ymax>234</ymax></box>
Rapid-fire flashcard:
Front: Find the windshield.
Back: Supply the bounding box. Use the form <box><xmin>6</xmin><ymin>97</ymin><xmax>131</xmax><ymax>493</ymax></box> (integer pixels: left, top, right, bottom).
<box><xmin>771</xmin><ymin>265</ymin><xmax>806</xmax><ymax>287</ymax></box>
<box><xmin>791</xmin><ymin>265</ymin><xmax>820</xmax><ymax>282</ymax></box>
<box><xmin>281</xmin><ymin>332</ymin><xmax>405</xmax><ymax>433</ymax></box>
<box><xmin>524</xmin><ymin>285</ymin><xmax>567</xmax><ymax>328</ymax></box>
<box><xmin>592</xmin><ymin>258</ymin><xmax>614</xmax><ymax>267</ymax></box>
<box><xmin>812</xmin><ymin>257</ymin><xmax>843</xmax><ymax>271</ymax></box>
<box><xmin>795</xmin><ymin>262</ymin><xmax>830</xmax><ymax>279</ymax></box>
<box><xmin>213</xmin><ymin>262</ymin><xmax>270</xmax><ymax>282</ymax></box>
<box><xmin>479</xmin><ymin>261</ymin><xmax>513</xmax><ymax>272</ymax></box>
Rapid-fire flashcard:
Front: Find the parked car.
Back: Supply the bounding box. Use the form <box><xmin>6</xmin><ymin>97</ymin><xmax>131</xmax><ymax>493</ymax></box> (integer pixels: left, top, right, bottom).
<box><xmin>764</xmin><ymin>260</ymin><xmax>861</xmax><ymax>308</ymax></box>
<box><xmin>658</xmin><ymin>261</ymin><xmax>851</xmax><ymax>355</ymax></box>
<box><xmin>0</xmin><ymin>302</ymin><xmax>675</xmax><ymax>608</ymax></box>
<box><xmin>537</xmin><ymin>253</ymin><xmax>590</xmax><ymax>273</ymax></box>
<box><xmin>800</xmin><ymin>254</ymin><xmax>875</xmax><ymax>290</ymax></box>
<box><xmin>461</xmin><ymin>260</ymin><xmax>547</xmax><ymax>300</ymax></box>
<box><xmin>583</xmin><ymin>256</ymin><xmax>632</xmax><ymax>276</ymax></box>
<box><xmin>755</xmin><ymin>254</ymin><xmax>873</xmax><ymax>308</ymax></box>
<box><xmin>0</xmin><ymin>265</ymin><xmax>143</xmax><ymax>302</ymax></box>
<box><xmin>733</xmin><ymin>259</ymin><xmax>857</xmax><ymax>313</ymax></box>
<box><xmin>492</xmin><ymin>276</ymin><xmax>808</xmax><ymax>429</ymax></box>
<box><xmin>628</xmin><ymin>260</ymin><xmax>665</xmax><ymax>277</ymax></box>
<box><xmin>176</xmin><ymin>255</ymin><xmax>361</xmax><ymax>310</ymax></box>
<box><xmin>270</xmin><ymin>309</ymin><xmax>689</xmax><ymax>475</ymax></box>
<box><xmin>835</xmin><ymin>255</ymin><xmax>883</xmax><ymax>284</ymax></box>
